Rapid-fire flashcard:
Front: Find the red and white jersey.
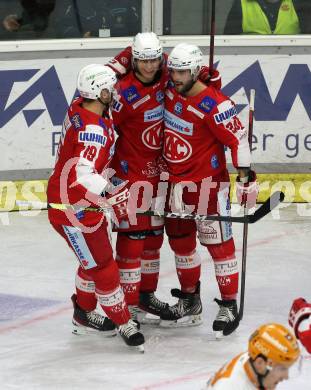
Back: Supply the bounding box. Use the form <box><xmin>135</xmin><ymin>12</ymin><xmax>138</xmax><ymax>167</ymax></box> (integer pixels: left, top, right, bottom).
<box><xmin>47</xmin><ymin>97</ymin><xmax>115</xmax><ymax>226</ymax></box>
<box><xmin>206</xmin><ymin>352</ymin><xmax>257</xmax><ymax>390</ymax></box>
<box><xmin>163</xmin><ymin>83</ymin><xmax>251</xmax><ymax>182</ymax></box>
<box><xmin>289</xmin><ymin>297</ymin><xmax>311</xmax><ymax>354</ymax></box>
<box><xmin>111</xmin><ymin>70</ymin><xmax>168</xmax><ymax>184</ymax></box>
<box><xmin>297</xmin><ymin>316</ymin><xmax>311</xmax><ymax>354</ymax></box>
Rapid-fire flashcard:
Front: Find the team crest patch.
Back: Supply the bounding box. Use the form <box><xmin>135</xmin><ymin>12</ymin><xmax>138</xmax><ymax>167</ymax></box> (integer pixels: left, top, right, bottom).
<box><xmin>174</xmin><ymin>102</ymin><xmax>183</xmax><ymax>115</ymax></box>
<box><xmin>198</xmin><ymin>96</ymin><xmax>217</xmax><ymax>113</ymax></box>
<box><xmin>122</xmin><ymin>86</ymin><xmax>141</xmax><ymax>104</ymax></box>
<box><xmin>156</xmin><ymin>90</ymin><xmax>165</xmax><ymax>103</ymax></box>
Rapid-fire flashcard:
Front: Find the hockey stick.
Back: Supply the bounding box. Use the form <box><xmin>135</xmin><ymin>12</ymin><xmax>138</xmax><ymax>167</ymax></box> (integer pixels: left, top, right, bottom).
<box><xmin>12</xmin><ymin>190</ymin><xmax>284</xmax><ymax>223</ymax></box>
<box><xmin>209</xmin><ymin>0</ymin><xmax>216</xmax><ymax>75</ymax></box>
<box><xmin>239</xmin><ymin>89</ymin><xmax>256</xmax><ymax>322</ymax></box>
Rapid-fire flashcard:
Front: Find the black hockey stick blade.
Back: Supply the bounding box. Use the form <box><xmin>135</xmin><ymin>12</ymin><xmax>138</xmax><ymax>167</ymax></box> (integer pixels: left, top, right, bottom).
<box><xmin>246</xmin><ymin>190</ymin><xmax>284</xmax><ymax>223</ymax></box>
<box><xmin>143</xmin><ymin>191</ymin><xmax>285</xmax><ymax>224</ymax></box>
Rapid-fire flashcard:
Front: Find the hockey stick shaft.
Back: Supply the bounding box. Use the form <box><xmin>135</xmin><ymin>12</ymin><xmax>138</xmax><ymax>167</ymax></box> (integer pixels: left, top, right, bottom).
<box><xmin>239</xmin><ymin>88</ymin><xmax>256</xmax><ymax>321</ymax></box>
<box><xmin>12</xmin><ymin>190</ymin><xmax>284</xmax><ymax>224</ymax></box>
<box><xmin>209</xmin><ymin>0</ymin><xmax>216</xmax><ymax>74</ymax></box>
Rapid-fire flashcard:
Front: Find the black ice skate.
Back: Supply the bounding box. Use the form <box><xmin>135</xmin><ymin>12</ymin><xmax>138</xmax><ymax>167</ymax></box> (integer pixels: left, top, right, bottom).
<box><xmin>159</xmin><ymin>282</ymin><xmax>203</xmax><ymax>327</ymax></box>
<box><xmin>71</xmin><ymin>294</ymin><xmax>116</xmax><ymax>336</ymax></box>
<box><xmin>213</xmin><ymin>298</ymin><xmax>240</xmax><ymax>339</ymax></box>
<box><xmin>128</xmin><ymin>305</ymin><xmax>143</xmax><ymax>326</ymax></box>
<box><xmin>138</xmin><ymin>292</ymin><xmax>169</xmax><ymax>325</ymax></box>
<box><xmin>117</xmin><ymin>319</ymin><xmax>145</xmax><ymax>352</ymax></box>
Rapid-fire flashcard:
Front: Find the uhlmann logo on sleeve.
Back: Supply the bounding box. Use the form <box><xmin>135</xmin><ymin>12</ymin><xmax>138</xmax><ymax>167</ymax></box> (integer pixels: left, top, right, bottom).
<box><xmin>79</xmin><ymin>132</ymin><xmax>107</xmax><ymax>146</ymax></box>
<box><xmin>214</xmin><ymin>104</ymin><xmax>238</xmax><ymax>124</ymax></box>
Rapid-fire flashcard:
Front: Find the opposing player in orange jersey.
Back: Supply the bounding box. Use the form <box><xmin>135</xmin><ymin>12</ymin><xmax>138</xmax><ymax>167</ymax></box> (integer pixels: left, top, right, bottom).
<box><xmin>206</xmin><ymin>323</ymin><xmax>300</xmax><ymax>389</ymax></box>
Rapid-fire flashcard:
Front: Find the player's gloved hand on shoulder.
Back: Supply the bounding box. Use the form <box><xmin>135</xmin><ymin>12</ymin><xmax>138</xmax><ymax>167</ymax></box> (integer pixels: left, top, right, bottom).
<box><xmin>236</xmin><ymin>169</ymin><xmax>258</xmax><ymax>209</ymax></box>
<box><xmin>289</xmin><ymin>297</ymin><xmax>311</xmax><ymax>353</ymax></box>
<box><xmin>100</xmin><ymin>176</ymin><xmax>130</xmax><ymax>224</ymax></box>
<box><xmin>198</xmin><ymin>66</ymin><xmax>222</xmax><ymax>89</ymax></box>
<box><xmin>106</xmin><ymin>46</ymin><xmax>132</xmax><ymax>77</ymax></box>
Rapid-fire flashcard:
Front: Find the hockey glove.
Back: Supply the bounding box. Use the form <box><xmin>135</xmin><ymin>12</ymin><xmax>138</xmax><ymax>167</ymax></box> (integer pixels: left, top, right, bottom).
<box><xmin>100</xmin><ymin>177</ymin><xmax>130</xmax><ymax>225</ymax></box>
<box><xmin>289</xmin><ymin>297</ymin><xmax>311</xmax><ymax>353</ymax></box>
<box><xmin>198</xmin><ymin>66</ymin><xmax>222</xmax><ymax>90</ymax></box>
<box><xmin>106</xmin><ymin>46</ymin><xmax>132</xmax><ymax>77</ymax></box>
<box><xmin>236</xmin><ymin>169</ymin><xmax>258</xmax><ymax>209</ymax></box>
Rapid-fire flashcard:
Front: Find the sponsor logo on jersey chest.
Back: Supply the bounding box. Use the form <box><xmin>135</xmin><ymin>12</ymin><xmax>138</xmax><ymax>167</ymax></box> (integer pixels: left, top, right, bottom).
<box><xmin>144</xmin><ymin>105</ymin><xmax>164</xmax><ymax>122</ymax></box>
<box><xmin>164</xmin><ymin>110</ymin><xmax>193</xmax><ymax>136</ymax></box>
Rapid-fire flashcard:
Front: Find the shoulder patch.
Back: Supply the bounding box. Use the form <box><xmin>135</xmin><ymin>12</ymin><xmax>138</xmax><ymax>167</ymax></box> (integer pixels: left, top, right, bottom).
<box><xmin>70</xmin><ymin>113</ymin><xmax>83</xmax><ymax>130</ymax></box>
<box><xmin>198</xmin><ymin>96</ymin><xmax>217</xmax><ymax>113</ymax></box>
<box><xmin>122</xmin><ymin>86</ymin><xmax>141</xmax><ymax>104</ymax></box>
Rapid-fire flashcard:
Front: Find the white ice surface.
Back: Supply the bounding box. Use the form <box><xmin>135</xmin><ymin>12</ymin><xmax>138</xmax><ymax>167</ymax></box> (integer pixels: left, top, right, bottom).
<box><xmin>0</xmin><ymin>204</ymin><xmax>310</xmax><ymax>390</ymax></box>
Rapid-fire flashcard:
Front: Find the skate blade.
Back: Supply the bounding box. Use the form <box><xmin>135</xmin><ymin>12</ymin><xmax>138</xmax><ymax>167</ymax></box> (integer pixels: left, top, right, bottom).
<box><xmin>160</xmin><ymin>314</ymin><xmax>203</xmax><ymax>328</ymax></box>
<box><xmin>138</xmin><ymin>313</ymin><xmax>161</xmax><ymax>326</ymax></box>
<box><xmin>135</xmin><ymin>344</ymin><xmax>145</xmax><ymax>353</ymax></box>
<box><xmin>214</xmin><ymin>330</ymin><xmax>224</xmax><ymax>340</ymax></box>
<box><xmin>72</xmin><ymin>324</ymin><xmax>117</xmax><ymax>337</ymax></box>
<box><xmin>214</xmin><ymin>327</ymin><xmax>238</xmax><ymax>339</ymax></box>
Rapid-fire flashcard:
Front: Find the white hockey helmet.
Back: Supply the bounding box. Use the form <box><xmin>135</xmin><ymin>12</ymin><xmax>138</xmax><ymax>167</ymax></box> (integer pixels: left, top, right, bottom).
<box><xmin>77</xmin><ymin>64</ymin><xmax>117</xmax><ymax>100</ymax></box>
<box><xmin>132</xmin><ymin>32</ymin><xmax>163</xmax><ymax>60</ymax></box>
<box><xmin>168</xmin><ymin>43</ymin><xmax>203</xmax><ymax>78</ymax></box>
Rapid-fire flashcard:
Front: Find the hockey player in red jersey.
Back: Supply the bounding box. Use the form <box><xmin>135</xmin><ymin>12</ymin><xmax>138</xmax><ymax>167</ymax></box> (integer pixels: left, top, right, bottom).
<box><xmin>47</xmin><ymin>64</ymin><xmax>144</xmax><ymax>351</ymax></box>
<box><xmin>107</xmin><ymin>32</ymin><xmax>170</xmax><ymax>323</ymax></box>
<box><xmin>159</xmin><ymin>43</ymin><xmax>258</xmax><ymax>336</ymax></box>
<box><xmin>107</xmin><ymin>33</ymin><xmax>222</xmax><ymax>324</ymax></box>
<box><xmin>289</xmin><ymin>297</ymin><xmax>311</xmax><ymax>354</ymax></box>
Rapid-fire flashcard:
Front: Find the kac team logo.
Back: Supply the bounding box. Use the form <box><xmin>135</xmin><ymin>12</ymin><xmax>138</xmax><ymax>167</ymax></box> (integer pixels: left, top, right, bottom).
<box><xmin>142</xmin><ymin>120</ymin><xmax>163</xmax><ymax>150</ymax></box>
<box><xmin>163</xmin><ymin>129</ymin><xmax>192</xmax><ymax>163</ymax></box>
